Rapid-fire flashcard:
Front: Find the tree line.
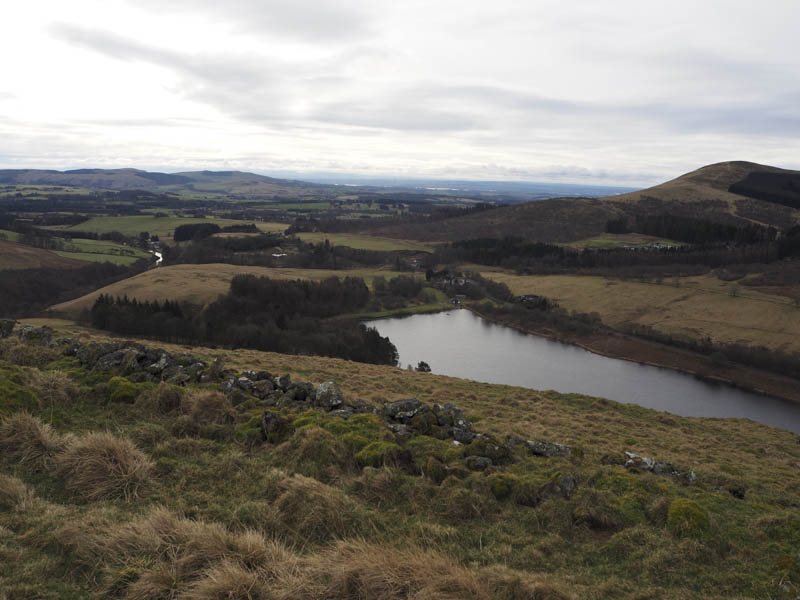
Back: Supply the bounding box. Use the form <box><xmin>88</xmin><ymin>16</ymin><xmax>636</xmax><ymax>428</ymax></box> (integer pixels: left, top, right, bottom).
<box><xmin>88</xmin><ymin>275</ymin><xmax>398</xmax><ymax>365</ymax></box>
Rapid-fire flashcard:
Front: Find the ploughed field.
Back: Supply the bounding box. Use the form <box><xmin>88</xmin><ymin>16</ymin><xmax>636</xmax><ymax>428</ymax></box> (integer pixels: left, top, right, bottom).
<box><xmin>0</xmin><ymin>323</ymin><xmax>799</xmax><ymax>599</ymax></box>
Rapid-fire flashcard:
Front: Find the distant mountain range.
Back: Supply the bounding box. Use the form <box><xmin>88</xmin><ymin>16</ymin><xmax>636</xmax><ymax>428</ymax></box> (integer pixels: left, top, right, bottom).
<box><xmin>0</xmin><ymin>167</ymin><xmax>636</xmax><ymax>201</ymax></box>
<box><xmin>0</xmin><ymin>168</ymin><xmax>316</xmax><ymax>195</ymax></box>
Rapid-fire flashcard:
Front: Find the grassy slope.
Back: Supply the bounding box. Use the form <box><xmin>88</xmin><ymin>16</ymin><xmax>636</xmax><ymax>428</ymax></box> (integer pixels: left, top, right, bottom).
<box><xmin>0</xmin><ymin>240</ymin><xmax>90</xmax><ymax>270</ymax></box>
<box><xmin>1</xmin><ymin>328</ymin><xmax>799</xmax><ymax>599</ymax></box>
<box><xmin>605</xmin><ymin>161</ymin><xmax>800</xmax><ymax>229</ymax></box>
<box><xmin>482</xmin><ymin>272</ymin><xmax>800</xmax><ymax>353</ymax></box>
<box><xmin>49</xmin><ymin>264</ymin><xmax>413</xmax><ymax>317</ymax></box>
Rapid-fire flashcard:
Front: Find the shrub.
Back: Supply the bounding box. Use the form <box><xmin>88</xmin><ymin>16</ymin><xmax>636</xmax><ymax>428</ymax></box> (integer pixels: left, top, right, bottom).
<box><xmin>667</xmin><ymin>498</ymin><xmax>709</xmax><ymax>537</ymax></box>
<box><xmin>55</xmin><ymin>432</ymin><xmax>154</xmax><ymax>501</ymax></box>
<box><xmin>355</xmin><ymin>441</ymin><xmax>402</xmax><ymax>468</ymax></box>
<box><xmin>0</xmin><ymin>412</ymin><xmax>64</xmax><ymax>468</ymax></box>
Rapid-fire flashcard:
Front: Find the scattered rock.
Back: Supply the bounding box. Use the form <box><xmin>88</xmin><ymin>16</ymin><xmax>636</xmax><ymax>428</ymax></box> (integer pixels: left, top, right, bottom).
<box><xmin>525</xmin><ymin>440</ymin><xmax>572</xmax><ymax>458</ymax></box>
<box><xmin>236</xmin><ymin>377</ymin><xmax>254</xmax><ymax>392</ymax></box>
<box><xmin>383</xmin><ymin>398</ymin><xmax>425</xmax><ymax>421</ymax></box>
<box><xmin>623</xmin><ymin>451</ymin><xmax>695</xmax><ymax>483</ymax></box>
<box><xmin>277</xmin><ymin>374</ymin><xmax>292</xmax><ymax>392</ymax></box>
<box><xmin>315</xmin><ymin>381</ymin><xmax>343</xmax><ymax>410</ymax></box>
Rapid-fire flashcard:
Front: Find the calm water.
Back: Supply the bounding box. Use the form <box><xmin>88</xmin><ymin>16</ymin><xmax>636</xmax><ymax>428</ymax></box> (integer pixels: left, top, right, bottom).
<box><xmin>365</xmin><ymin>310</ymin><xmax>800</xmax><ymax>433</ymax></box>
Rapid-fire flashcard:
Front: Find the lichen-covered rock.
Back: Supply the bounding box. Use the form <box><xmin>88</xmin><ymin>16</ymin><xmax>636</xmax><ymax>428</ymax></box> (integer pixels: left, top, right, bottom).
<box><xmin>288</xmin><ymin>382</ymin><xmax>315</xmax><ymax>402</ymax></box>
<box><xmin>383</xmin><ymin>398</ymin><xmax>424</xmax><ymax>421</ymax></box>
<box><xmin>277</xmin><ymin>374</ymin><xmax>292</xmax><ymax>392</ymax></box>
<box><xmin>236</xmin><ymin>377</ymin><xmax>254</xmax><ymax>392</ymax></box>
<box><xmin>525</xmin><ymin>439</ymin><xmax>572</xmax><ymax>458</ymax></box>
<box><xmin>252</xmin><ymin>379</ymin><xmax>275</xmax><ymax>399</ymax></box>
<box><xmin>315</xmin><ymin>381</ymin><xmax>343</xmax><ymax>410</ymax></box>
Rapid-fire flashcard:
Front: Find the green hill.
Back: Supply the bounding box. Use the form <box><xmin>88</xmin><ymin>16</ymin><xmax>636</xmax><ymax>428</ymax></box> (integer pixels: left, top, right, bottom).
<box><xmin>1</xmin><ymin>323</ymin><xmax>798</xmax><ymax>599</ymax></box>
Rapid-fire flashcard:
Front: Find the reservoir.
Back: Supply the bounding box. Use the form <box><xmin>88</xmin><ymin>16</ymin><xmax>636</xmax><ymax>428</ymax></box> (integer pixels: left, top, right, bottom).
<box><xmin>365</xmin><ymin>309</ymin><xmax>800</xmax><ymax>434</ymax></box>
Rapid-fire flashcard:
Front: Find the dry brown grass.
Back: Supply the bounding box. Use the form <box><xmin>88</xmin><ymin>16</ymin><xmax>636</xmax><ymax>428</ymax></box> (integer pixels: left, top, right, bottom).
<box><xmin>482</xmin><ymin>271</ymin><xmax>800</xmax><ymax>352</ymax></box>
<box><xmin>303</xmin><ymin>539</ymin><xmax>492</xmax><ymax>600</ymax></box>
<box><xmin>0</xmin><ymin>338</ymin><xmax>62</xmax><ymax>368</ymax></box>
<box><xmin>55</xmin><ymin>432</ymin><xmax>154</xmax><ymax>501</ymax></box>
<box><xmin>24</xmin><ymin>368</ymin><xmax>80</xmax><ymax>406</ymax></box>
<box><xmin>0</xmin><ymin>473</ymin><xmax>38</xmax><ymax>511</ymax></box>
<box><xmin>182</xmin><ymin>390</ymin><xmax>236</xmax><ymax>425</ymax></box>
<box><xmin>0</xmin><ymin>412</ymin><xmax>65</xmax><ymax>468</ymax></box>
<box><xmin>274</xmin><ymin>474</ymin><xmax>369</xmax><ymax>544</ymax></box>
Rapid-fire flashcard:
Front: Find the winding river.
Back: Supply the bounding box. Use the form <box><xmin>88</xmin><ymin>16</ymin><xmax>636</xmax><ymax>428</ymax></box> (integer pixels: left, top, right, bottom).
<box><xmin>365</xmin><ymin>309</ymin><xmax>800</xmax><ymax>433</ymax></box>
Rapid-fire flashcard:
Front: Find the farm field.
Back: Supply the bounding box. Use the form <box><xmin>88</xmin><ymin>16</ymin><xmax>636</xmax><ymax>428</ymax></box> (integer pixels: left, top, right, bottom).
<box><xmin>481</xmin><ymin>272</ymin><xmax>800</xmax><ymax>353</ymax></box>
<box><xmin>49</xmin><ymin>263</ymin><xmax>415</xmax><ymax>317</ymax></box>
<box><xmin>294</xmin><ymin>231</ymin><xmax>435</xmax><ymax>252</ymax></box>
<box><xmin>62</xmin><ymin>216</ymin><xmax>287</xmax><ymax>241</ymax></box>
<box><xmin>54</xmin><ymin>238</ymin><xmax>152</xmax><ymax>265</ymax></box>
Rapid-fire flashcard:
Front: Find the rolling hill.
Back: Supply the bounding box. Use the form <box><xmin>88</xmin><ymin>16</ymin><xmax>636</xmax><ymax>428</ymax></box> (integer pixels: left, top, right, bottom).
<box><xmin>362</xmin><ymin>161</ymin><xmax>800</xmax><ymax>244</ymax></box>
<box><xmin>0</xmin><ymin>168</ymin><xmax>323</xmax><ymax>197</ymax></box>
<box><xmin>0</xmin><ymin>239</ymin><xmax>90</xmax><ymax>270</ymax></box>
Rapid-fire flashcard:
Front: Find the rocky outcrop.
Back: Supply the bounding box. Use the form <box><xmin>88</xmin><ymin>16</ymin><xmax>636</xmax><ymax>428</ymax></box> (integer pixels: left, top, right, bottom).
<box><xmin>622</xmin><ymin>451</ymin><xmax>696</xmax><ymax>483</ymax></box>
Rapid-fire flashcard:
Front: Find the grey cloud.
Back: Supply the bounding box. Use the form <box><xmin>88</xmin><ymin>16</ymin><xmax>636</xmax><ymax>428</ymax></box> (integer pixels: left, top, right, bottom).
<box><xmin>47</xmin><ymin>23</ymin><xmax>800</xmax><ymax>141</ymax></box>
<box><xmin>127</xmin><ymin>0</ymin><xmax>372</xmax><ymax>41</ymax></box>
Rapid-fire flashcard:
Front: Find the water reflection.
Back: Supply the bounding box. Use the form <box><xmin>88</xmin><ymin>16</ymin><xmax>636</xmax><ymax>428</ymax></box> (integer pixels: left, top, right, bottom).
<box><xmin>365</xmin><ymin>310</ymin><xmax>800</xmax><ymax>433</ymax></box>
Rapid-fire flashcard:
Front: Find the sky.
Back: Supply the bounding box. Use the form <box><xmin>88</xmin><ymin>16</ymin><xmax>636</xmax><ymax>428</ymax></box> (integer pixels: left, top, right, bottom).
<box><xmin>1</xmin><ymin>0</ymin><xmax>799</xmax><ymax>186</ymax></box>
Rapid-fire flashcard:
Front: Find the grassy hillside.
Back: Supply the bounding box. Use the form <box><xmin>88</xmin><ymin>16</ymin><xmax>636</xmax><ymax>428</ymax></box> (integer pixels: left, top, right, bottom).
<box><xmin>606</xmin><ymin>161</ymin><xmax>800</xmax><ymax>229</ymax></box>
<box><xmin>49</xmin><ymin>264</ymin><xmax>413</xmax><ymax>318</ymax></box>
<box><xmin>482</xmin><ymin>271</ymin><xmax>800</xmax><ymax>353</ymax></box>
<box><xmin>0</xmin><ymin>240</ymin><xmax>90</xmax><ymax>270</ymax></box>
<box><xmin>361</xmin><ymin>161</ymin><xmax>800</xmax><ymax>245</ymax></box>
<box><xmin>0</xmin><ymin>325</ymin><xmax>798</xmax><ymax>599</ymax></box>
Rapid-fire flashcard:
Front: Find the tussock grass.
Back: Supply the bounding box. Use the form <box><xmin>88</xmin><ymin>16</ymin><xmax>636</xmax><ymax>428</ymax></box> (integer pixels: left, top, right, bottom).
<box><xmin>24</xmin><ymin>368</ymin><xmax>80</xmax><ymax>405</ymax></box>
<box><xmin>0</xmin><ymin>473</ymin><xmax>38</xmax><ymax>511</ymax></box>
<box><xmin>274</xmin><ymin>474</ymin><xmax>369</xmax><ymax>543</ymax></box>
<box><xmin>0</xmin><ymin>338</ymin><xmax>62</xmax><ymax>368</ymax></box>
<box><xmin>273</xmin><ymin>425</ymin><xmax>351</xmax><ymax>481</ymax></box>
<box><xmin>55</xmin><ymin>432</ymin><xmax>154</xmax><ymax>501</ymax></box>
<box><xmin>304</xmin><ymin>539</ymin><xmax>491</xmax><ymax>600</ymax></box>
<box><xmin>0</xmin><ymin>412</ymin><xmax>65</xmax><ymax>468</ymax></box>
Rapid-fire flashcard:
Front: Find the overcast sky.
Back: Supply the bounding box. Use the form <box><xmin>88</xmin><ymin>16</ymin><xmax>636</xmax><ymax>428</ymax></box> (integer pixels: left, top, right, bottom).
<box><xmin>1</xmin><ymin>0</ymin><xmax>799</xmax><ymax>186</ymax></box>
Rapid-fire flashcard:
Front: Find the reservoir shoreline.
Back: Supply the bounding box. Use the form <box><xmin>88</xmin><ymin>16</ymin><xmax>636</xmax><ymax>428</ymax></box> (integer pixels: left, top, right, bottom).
<box><xmin>465</xmin><ymin>304</ymin><xmax>800</xmax><ymax>407</ymax></box>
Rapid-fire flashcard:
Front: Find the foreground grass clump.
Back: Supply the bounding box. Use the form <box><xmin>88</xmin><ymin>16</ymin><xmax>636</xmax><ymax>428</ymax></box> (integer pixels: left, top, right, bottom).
<box><xmin>0</xmin><ymin>412</ymin><xmax>64</xmax><ymax>468</ymax></box>
<box><xmin>55</xmin><ymin>432</ymin><xmax>154</xmax><ymax>501</ymax></box>
<box><xmin>1</xmin><ymin>331</ymin><xmax>799</xmax><ymax>599</ymax></box>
